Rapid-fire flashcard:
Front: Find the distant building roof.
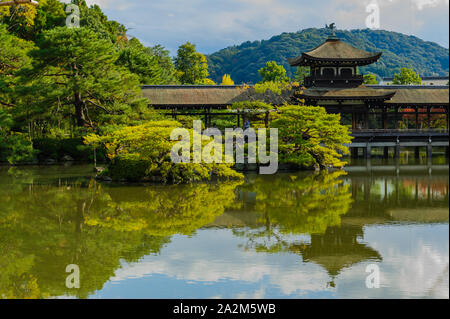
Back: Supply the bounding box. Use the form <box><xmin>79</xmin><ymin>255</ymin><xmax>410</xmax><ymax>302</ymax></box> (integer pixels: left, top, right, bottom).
<box><xmin>383</xmin><ymin>76</ymin><xmax>449</xmax><ymax>81</ymax></box>
<box><xmin>288</xmin><ymin>38</ymin><xmax>382</xmax><ymax>67</ymax></box>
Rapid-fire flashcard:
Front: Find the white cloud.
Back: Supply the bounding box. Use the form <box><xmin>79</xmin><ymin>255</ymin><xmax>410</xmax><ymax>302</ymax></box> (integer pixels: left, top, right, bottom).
<box><xmin>102</xmin><ymin>224</ymin><xmax>448</xmax><ymax>298</ymax></box>
<box><xmin>58</xmin><ymin>0</ymin><xmax>449</xmax><ymax>54</ymax></box>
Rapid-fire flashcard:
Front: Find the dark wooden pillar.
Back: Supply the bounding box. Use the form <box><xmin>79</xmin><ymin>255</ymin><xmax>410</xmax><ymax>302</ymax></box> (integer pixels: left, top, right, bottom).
<box><xmin>415</xmin><ymin>147</ymin><xmax>420</xmax><ymax>159</ymax></box>
<box><xmin>352</xmin><ymin>111</ymin><xmax>356</xmax><ymax>131</ymax></box>
<box><xmin>446</xmin><ymin>106</ymin><xmax>449</xmax><ymax>131</ymax></box>
<box><xmin>427</xmin><ymin>143</ymin><xmax>433</xmax><ymax>159</ymax></box>
<box><xmin>395</xmin><ymin>106</ymin><xmax>399</xmax><ymax>130</ymax></box>
<box><xmin>208</xmin><ymin>107</ymin><xmax>212</xmax><ymax>127</ymax></box>
<box><xmin>384</xmin><ymin>147</ymin><xmax>389</xmax><ymax>159</ymax></box>
<box><xmin>237</xmin><ymin>111</ymin><xmax>240</xmax><ymax>128</ymax></box>
<box><xmin>366</xmin><ymin>145</ymin><xmax>372</xmax><ymax>159</ymax></box>
<box><xmin>427</xmin><ymin>106</ymin><xmax>431</xmax><ymax>130</ymax></box>
<box><xmin>382</xmin><ymin>106</ymin><xmax>387</xmax><ymax>129</ymax></box>
<box><xmin>415</xmin><ymin>179</ymin><xmax>419</xmax><ymax>202</ymax></box>
<box><xmin>415</xmin><ymin>106</ymin><xmax>419</xmax><ymax>130</ymax></box>
<box><xmin>395</xmin><ymin>141</ymin><xmax>401</xmax><ymax>158</ymax></box>
<box><xmin>365</xmin><ymin>106</ymin><xmax>370</xmax><ymax>130</ymax></box>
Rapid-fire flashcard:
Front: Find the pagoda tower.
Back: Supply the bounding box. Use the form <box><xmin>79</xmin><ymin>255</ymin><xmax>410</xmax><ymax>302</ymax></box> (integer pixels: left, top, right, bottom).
<box><xmin>288</xmin><ymin>32</ymin><xmax>382</xmax><ymax>88</ymax></box>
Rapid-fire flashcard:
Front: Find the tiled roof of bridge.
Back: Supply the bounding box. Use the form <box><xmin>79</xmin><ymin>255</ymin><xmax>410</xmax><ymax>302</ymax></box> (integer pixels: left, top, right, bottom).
<box><xmin>142</xmin><ymin>85</ymin><xmax>290</xmax><ymax>107</ymax></box>
<box><xmin>383</xmin><ymin>87</ymin><xmax>449</xmax><ymax>105</ymax></box>
<box><xmin>141</xmin><ymin>85</ymin><xmax>449</xmax><ymax>107</ymax></box>
<box><xmin>299</xmin><ymin>86</ymin><xmax>396</xmax><ymax>101</ymax></box>
<box><xmin>300</xmin><ymin>86</ymin><xmax>449</xmax><ymax>104</ymax></box>
<box><xmin>143</xmin><ymin>86</ymin><xmax>245</xmax><ymax>107</ymax></box>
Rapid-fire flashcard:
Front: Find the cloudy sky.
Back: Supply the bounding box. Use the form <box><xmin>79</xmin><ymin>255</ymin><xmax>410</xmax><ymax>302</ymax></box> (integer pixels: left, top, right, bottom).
<box><xmin>69</xmin><ymin>0</ymin><xmax>449</xmax><ymax>55</ymax></box>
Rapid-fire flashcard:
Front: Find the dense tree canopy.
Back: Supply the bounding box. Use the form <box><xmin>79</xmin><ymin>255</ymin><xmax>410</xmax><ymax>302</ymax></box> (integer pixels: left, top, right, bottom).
<box><xmin>272</xmin><ymin>106</ymin><xmax>353</xmax><ymax>169</ymax></box>
<box><xmin>174</xmin><ymin>42</ymin><xmax>210</xmax><ymax>85</ymax></box>
<box><xmin>116</xmin><ymin>37</ymin><xmax>168</xmax><ymax>85</ymax></box>
<box><xmin>0</xmin><ymin>24</ymin><xmax>34</xmax><ymax>107</ymax></box>
<box><xmin>1</xmin><ymin>0</ymin><xmax>181</xmax><ymax>153</ymax></box>
<box><xmin>363</xmin><ymin>73</ymin><xmax>378</xmax><ymax>84</ymax></box>
<box><xmin>392</xmin><ymin>67</ymin><xmax>422</xmax><ymax>85</ymax></box>
<box><xmin>293</xmin><ymin>66</ymin><xmax>310</xmax><ymax>85</ymax></box>
<box><xmin>258</xmin><ymin>61</ymin><xmax>289</xmax><ymax>83</ymax></box>
<box><xmin>21</xmin><ymin>27</ymin><xmax>146</xmax><ymax>129</ymax></box>
<box><xmin>84</xmin><ymin>120</ymin><xmax>243</xmax><ymax>183</ymax></box>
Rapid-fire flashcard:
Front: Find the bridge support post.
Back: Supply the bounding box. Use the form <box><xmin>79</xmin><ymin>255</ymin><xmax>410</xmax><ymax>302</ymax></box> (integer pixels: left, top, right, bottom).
<box><xmin>365</xmin><ymin>145</ymin><xmax>372</xmax><ymax>159</ymax></box>
<box><xmin>351</xmin><ymin>147</ymin><xmax>358</xmax><ymax>159</ymax></box>
<box><xmin>427</xmin><ymin>144</ymin><xmax>433</xmax><ymax>159</ymax></box>
<box><xmin>383</xmin><ymin>147</ymin><xmax>389</xmax><ymax>159</ymax></box>
<box><xmin>414</xmin><ymin>147</ymin><xmax>420</xmax><ymax>159</ymax></box>
<box><xmin>394</xmin><ymin>145</ymin><xmax>401</xmax><ymax>158</ymax></box>
<box><xmin>446</xmin><ymin>147</ymin><xmax>449</xmax><ymax>158</ymax></box>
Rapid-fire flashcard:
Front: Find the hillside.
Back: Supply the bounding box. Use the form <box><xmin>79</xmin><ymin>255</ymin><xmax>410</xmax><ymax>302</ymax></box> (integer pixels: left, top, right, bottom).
<box><xmin>206</xmin><ymin>28</ymin><xmax>449</xmax><ymax>84</ymax></box>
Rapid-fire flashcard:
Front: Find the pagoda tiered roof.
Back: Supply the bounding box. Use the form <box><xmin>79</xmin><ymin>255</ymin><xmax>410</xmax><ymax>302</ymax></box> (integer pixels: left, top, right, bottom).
<box><xmin>288</xmin><ymin>38</ymin><xmax>382</xmax><ymax>67</ymax></box>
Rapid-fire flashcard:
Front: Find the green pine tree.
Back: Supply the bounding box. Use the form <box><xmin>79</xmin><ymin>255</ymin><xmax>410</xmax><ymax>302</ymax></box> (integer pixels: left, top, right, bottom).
<box><xmin>174</xmin><ymin>42</ymin><xmax>209</xmax><ymax>84</ymax></box>
<box><xmin>21</xmin><ymin>27</ymin><xmax>146</xmax><ymax>129</ymax></box>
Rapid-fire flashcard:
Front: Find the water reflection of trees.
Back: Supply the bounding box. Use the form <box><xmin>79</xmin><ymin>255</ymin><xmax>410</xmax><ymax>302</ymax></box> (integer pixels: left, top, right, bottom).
<box><xmin>227</xmin><ymin>171</ymin><xmax>382</xmax><ymax>285</ymax></box>
<box><xmin>227</xmin><ymin>170</ymin><xmax>448</xmax><ymax>282</ymax></box>
<box><xmin>1</xmin><ymin>166</ymin><xmax>447</xmax><ymax>298</ymax></box>
<box><xmin>230</xmin><ymin>172</ymin><xmax>357</xmax><ymax>263</ymax></box>
<box><xmin>0</xmin><ymin>169</ymin><xmax>241</xmax><ymax>298</ymax></box>
<box><xmin>233</xmin><ymin>171</ymin><xmax>353</xmax><ymax>236</ymax></box>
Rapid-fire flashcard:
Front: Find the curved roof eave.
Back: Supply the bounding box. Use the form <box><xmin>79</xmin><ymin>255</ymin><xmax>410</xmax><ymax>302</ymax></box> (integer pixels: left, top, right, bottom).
<box><xmin>289</xmin><ymin>52</ymin><xmax>382</xmax><ymax>67</ymax></box>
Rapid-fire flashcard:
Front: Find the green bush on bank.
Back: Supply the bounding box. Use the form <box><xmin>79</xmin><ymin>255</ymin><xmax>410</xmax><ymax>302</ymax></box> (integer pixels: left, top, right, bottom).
<box><xmin>86</xmin><ymin>121</ymin><xmax>244</xmax><ymax>183</ymax></box>
<box><xmin>103</xmin><ymin>155</ymin><xmax>242</xmax><ymax>184</ymax></box>
<box><xmin>0</xmin><ymin>133</ymin><xmax>36</xmax><ymax>164</ymax></box>
<box><xmin>32</xmin><ymin>138</ymin><xmax>107</xmax><ymax>162</ymax></box>
<box><xmin>105</xmin><ymin>155</ymin><xmax>150</xmax><ymax>182</ymax></box>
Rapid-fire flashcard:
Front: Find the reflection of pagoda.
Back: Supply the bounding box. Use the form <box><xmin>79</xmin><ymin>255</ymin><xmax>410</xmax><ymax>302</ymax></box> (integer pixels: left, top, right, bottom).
<box><xmin>289</xmin><ymin>225</ymin><xmax>382</xmax><ymax>286</ymax></box>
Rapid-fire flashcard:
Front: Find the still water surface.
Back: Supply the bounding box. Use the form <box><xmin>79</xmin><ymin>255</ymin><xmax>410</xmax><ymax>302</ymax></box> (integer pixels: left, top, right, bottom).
<box><xmin>0</xmin><ymin>160</ymin><xmax>448</xmax><ymax>299</ymax></box>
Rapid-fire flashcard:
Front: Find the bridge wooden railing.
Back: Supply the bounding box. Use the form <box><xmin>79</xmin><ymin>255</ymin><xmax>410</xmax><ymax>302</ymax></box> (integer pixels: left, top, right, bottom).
<box><xmin>352</xmin><ymin>129</ymin><xmax>449</xmax><ymax>134</ymax></box>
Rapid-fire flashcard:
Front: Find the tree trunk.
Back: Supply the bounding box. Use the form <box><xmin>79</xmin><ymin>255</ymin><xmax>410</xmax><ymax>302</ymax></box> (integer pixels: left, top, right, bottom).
<box><xmin>264</xmin><ymin>111</ymin><xmax>269</xmax><ymax>128</ymax></box>
<box><xmin>74</xmin><ymin>92</ymin><xmax>86</xmax><ymax>127</ymax></box>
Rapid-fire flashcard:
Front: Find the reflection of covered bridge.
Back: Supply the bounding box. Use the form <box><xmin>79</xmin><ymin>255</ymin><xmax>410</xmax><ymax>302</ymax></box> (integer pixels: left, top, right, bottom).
<box><xmin>142</xmin><ymin>35</ymin><xmax>449</xmax><ymax>159</ymax></box>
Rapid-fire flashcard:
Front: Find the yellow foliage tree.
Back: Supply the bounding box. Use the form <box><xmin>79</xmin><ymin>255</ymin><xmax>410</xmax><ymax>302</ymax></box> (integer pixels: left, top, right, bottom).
<box><xmin>221</xmin><ymin>74</ymin><xmax>235</xmax><ymax>85</ymax></box>
<box><xmin>202</xmin><ymin>78</ymin><xmax>216</xmax><ymax>85</ymax></box>
<box><xmin>0</xmin><ymin>0</ymin><xmax>39</xmax><ymax>27</ymax></box>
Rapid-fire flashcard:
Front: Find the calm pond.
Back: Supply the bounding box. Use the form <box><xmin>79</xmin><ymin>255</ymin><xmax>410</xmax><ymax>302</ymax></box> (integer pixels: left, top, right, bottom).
<box><xmin>0</xmin><ymin>159</ymin><xmax>448</xmax><ymax>299</ymax></box>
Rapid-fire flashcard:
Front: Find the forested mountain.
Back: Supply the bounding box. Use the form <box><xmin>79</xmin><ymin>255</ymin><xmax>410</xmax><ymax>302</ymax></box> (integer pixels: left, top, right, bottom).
<box><xmin>207</xmin><ymin>28</ymin><xmax>449</xmax><ymax>84</ymax></box>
